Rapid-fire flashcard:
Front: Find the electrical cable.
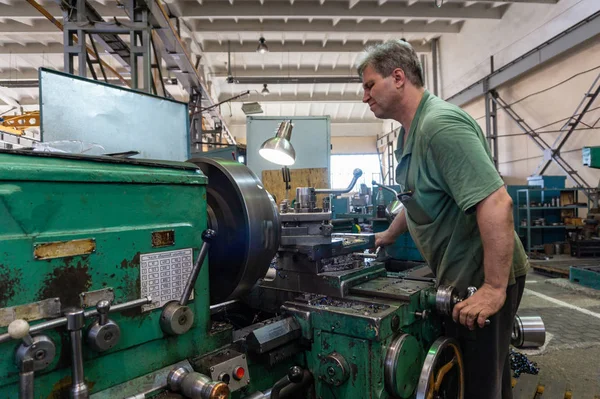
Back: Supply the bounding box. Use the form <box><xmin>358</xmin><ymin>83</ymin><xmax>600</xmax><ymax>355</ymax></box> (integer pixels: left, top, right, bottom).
<box><xmin>473</xmin><ymin>65</ymin><xmax>600</xmax><ymax>121</ymax></box>
<box><xmin>506</xmin><ymin>65</ymin><xmax>600</xmax><ymax>108</ymax></box>
<box><xmin>495</xmin><ymin>126</ymin><xmax>599</xmax><ymax>138</ymax></box>
<box><xmin>529</xmin><ymin>105</ymin><xmax>600</xmax><ymax>132</ymax></box>
<box><xmin>499</xmin><ymin>147</ymin><xmax>587</xmax><ymax>165</ymax></box>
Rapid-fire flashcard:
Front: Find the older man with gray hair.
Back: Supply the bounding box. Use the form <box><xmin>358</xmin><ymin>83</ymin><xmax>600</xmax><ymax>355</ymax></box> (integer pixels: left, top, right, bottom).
<box><xmin>358</xmin><ymin>40</ymin><xmax>529</xmax><ymax>399</ymax></box>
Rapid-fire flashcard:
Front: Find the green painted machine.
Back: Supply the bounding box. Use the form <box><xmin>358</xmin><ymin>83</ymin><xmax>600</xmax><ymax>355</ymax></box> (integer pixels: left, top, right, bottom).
<box><xmin>0</xmin><ymin>150</ymin><xmax>469</xmax><ymax>399</ymax></box>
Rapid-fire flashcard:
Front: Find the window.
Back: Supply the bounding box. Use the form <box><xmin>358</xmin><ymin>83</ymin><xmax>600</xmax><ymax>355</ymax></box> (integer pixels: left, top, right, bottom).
<box><xmin>330</xmin><ymin>154</ymin><xmax>382</xmax><ymax>190</ymax></box>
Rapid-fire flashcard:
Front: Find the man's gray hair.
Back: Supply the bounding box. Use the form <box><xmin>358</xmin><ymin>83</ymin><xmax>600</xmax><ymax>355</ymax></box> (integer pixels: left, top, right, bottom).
<box><xmin>357</xmin><ymin>40</ymin><xmax>424</xmax><ymax>87</ymax></box>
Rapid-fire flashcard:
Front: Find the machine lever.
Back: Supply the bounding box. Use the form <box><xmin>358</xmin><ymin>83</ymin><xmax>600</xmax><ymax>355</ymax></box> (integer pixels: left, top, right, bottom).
<box><xmin>435</xmin><ymin>285</ymin><xmax>491</xmax><ymax>326</ymax></box>
<box><xmin>180</xmin><ymin>229</ymin><xmax>216</xmax><ymax>306</ymax></box>
<box><xmin>161</xmin><ymin>230</ymin><xmax>216</xmax><ymax>336</ymax></box>
<box><xmin>87</xmin><ymin>300</ymin><xmax>121</xmax><ymax>352</ymax></box>
<box><xmin>270</xmin><ymin>366</ymin><xmax>304</xmax><ymax>399</ymax></box>
<box><xmin>65</xmin><ymin>308</ymin><xmax>89</xmax><ymax>399</ymax></box>
<box><xmin>0</xmin><ymin>296</ymin><xmax>152</xmax><ymax>345</ymax></box>
<box><xmin>9</xmin><ymin>319</ymin><xmax>57</xmax><ymax>399</ymax></box>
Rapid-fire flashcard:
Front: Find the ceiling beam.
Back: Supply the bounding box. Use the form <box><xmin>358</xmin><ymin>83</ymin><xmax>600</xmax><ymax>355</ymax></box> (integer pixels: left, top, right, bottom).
<box><xmin>231</xmin><ymin>76</ymin><xmax>361</xmax><ymax>84</ymax></box>
<box><xmin>220</xmin><ymin>92</ymin><xmax>364</xmax><ymax>102</ymax></box>
<box><xmin>227</xmin><ymin>118</ymin><xmax>380</xmax><ymax>126</ymax></box>
<box><xmin>0</xmin><ymin>19</ymin><xmax>62</xmax><ymax>33</ymax></box>
<box><xmin>213</xmin><ymin>66</ymin><xmax>361</xmax><ymax>77</ymax></box>
<box><xmin>0</xmin><ymin>43</ymin><xmax>63</xmax><ymax>54</ymax></box>
<box><xmin>178</xmin><ymin>1</ymin><xmax>506</xmax><ymax>20</ymax></box>
<box><xmin>192</xmin><ymin>19</ymin><xmax>462</xmax><ymax>34</ymax></box>
<box><xmin>0</xmin><ymin>2</ymin><xmax>126</xmax><ymax>18</ymax></box>
<box><xmin>203</xmin><ymin>39</ymin><xmax>432</xmax><ymax>53</ymax></box>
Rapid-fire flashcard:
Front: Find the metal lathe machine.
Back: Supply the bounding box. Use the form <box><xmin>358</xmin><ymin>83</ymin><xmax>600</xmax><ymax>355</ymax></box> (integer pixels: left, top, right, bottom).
<box><xmin>0</xmin><ymin>149</ymin><xmax>471</xmax><ymax>399</ymax></box>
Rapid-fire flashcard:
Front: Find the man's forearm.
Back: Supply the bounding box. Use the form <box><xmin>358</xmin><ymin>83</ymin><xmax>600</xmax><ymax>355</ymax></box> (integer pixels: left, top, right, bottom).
<box><xmin>388</xmin><ymin>209</ymin><xmax>409</xmax><ymax>239</ymax></box>
<box><xmin>476</xmin><ymin>188</ymin><xmax>514</xmax><ymax>291</ymax></box>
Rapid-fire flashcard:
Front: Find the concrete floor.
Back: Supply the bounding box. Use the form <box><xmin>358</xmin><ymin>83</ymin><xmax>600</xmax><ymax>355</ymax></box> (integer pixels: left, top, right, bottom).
<box><xmin>517</xmin><ymin>269</ymin><xmax>600</xmax><ymax>397</ymax></box>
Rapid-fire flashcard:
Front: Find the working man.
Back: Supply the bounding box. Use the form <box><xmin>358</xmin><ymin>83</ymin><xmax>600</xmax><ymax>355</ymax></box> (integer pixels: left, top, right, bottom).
<box><xmin>359</xmin><ymin>40</ymin><xmax>529</xmax><ymax>399</ymax></box>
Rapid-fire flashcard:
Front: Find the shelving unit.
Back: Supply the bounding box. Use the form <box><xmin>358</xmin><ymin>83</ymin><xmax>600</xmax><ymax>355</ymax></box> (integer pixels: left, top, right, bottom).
<box><xmin>517</xmin><ymin>187</ymin><xmax>589</xmax><ymax>252</ymax></box>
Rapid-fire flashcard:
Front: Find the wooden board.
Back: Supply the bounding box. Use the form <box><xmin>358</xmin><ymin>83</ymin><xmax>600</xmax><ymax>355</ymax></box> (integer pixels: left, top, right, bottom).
<box><xmin>513</xmin><ymin>373</ymin><xmax>541</xmax><ymax>399</ymax></box>
<box><xmin>262</xmin><ymin>167</ymin><xmax>330</xmax><ymax>206</ymax></box>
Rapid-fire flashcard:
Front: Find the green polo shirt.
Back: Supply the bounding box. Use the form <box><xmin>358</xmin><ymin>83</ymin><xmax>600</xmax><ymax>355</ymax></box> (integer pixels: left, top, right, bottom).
<box><xmin>395</xmin><ymin>90</ymin><xmax>529</xmax><ymax>292</ymax></box>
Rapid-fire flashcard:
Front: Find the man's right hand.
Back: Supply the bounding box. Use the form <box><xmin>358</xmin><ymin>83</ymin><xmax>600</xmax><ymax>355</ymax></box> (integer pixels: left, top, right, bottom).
<box><xmin>375</xmin><ymin>230</ymin><xmax>397</xmax><ymax>247</ymax></box>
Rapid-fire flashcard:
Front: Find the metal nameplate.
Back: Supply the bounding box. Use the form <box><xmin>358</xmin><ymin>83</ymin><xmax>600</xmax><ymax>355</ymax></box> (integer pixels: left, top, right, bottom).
<box><xmin>151</xmin><ymin>230</ymin><xmax>175</xmax><ymax>248</ymax></box>
<box><xmin>79</xmin><ymin>288</ymin><xmax>115</xmax><ymax>308</ymax></box>
<box><xmin>0</xmin><ymin>298</ymin><xmax>62</xmax><ymax>327</ymax></box>
<box><xmin>34</xmin><ymin>238</ymin><xmax>96</xmax><ymax>260</ymax></box>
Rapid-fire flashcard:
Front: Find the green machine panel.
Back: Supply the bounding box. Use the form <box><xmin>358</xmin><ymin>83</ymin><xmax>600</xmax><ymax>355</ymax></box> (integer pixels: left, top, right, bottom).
<box><xmin>583</xmin><ymin>146</ymin><xmax>600</xmax><ymax>169</ymax></box>
<box><xmin>0</xmin><ymin>151</ymin><xmax>228</xmax><ymax>398</ymax></box>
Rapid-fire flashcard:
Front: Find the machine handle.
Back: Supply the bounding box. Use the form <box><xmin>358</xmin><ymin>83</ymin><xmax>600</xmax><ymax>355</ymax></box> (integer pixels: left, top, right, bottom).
<box><xmin>179</xmin><ymin>229</ymin><xmax>216</xmax><ymax>306</ymax></box>
<box><xmin>271</xmin><ymin>366</ymin><xmax>305</xmax><ymax>399</ymax></box>
<box><xmin>96</xmin><ymin>300</ymin><xmax>111</xmax><ymax>326</ymax></box>
<box><xmin>460</xmin><ymin>287</ymin><xmax>491</xmax><ymax>326</ymax></box>
<box><xmin>371</xmin><ymin>181</ymin><xmax>399</xmax><ymax>197</ymax></box>
<box><xmin>8</xmin><ymin>319</ymin><xmax>33</xmax><ymax>347</ymax></box>
<box><xmin>314</xmin><ymin>169</ymin><xmax>362</xmax><ymax>195</ymax></box>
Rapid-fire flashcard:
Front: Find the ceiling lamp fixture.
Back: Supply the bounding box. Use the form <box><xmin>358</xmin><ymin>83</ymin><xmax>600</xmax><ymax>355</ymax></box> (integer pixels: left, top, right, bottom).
<box><xmin>259</xmin><ymin>120</ymin><xmax>296</xmax><ymax>166</ymax></box>
<box><xmin>261</xmin><ymin>83</ymin><xmax>270</xmax><ymax>96</ymax></box>
<box><xmin>257</xmin><ymin>37</ymin><xmax>269</xmax><ymax>53</ymax></box>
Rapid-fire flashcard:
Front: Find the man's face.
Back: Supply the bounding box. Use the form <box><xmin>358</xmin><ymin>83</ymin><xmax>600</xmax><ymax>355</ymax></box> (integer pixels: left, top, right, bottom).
<box><xmin>361</xmin><ymin>65</ymin><xmax>398</xmax><ymax>120</ymax></box>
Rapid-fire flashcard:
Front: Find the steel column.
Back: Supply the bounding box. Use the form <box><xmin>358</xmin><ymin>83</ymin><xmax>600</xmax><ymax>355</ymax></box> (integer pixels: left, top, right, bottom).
<box><xmin>484</xmin><ymin>90</ymin><xmax>499</xmax><ymax>170</ymax></box>
<box><xmin>431</xmin><ymin>38</ymin><xmax>439</xmax><ymax>97</ymax></box>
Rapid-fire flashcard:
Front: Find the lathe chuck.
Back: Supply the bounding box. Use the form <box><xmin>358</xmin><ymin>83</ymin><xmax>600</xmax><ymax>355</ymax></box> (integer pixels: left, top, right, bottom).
<box><xmin>189</xmin><ymin>158</ymin><xmax>281</xmax><ymax>304</ymax></box>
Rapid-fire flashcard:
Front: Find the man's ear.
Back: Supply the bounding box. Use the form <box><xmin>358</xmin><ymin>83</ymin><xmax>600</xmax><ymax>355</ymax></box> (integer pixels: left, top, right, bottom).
<box><xmin>392</xmin><ymin>68</ymin><xmax>406</xmax><ymax>88</ymax></box>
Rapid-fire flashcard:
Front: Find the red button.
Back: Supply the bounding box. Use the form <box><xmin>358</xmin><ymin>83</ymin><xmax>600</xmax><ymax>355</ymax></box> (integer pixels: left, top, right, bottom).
<box><xmin>233</xmin><ymin>366</ymin><xmax>245</xmax><ymax>380</ymax></box>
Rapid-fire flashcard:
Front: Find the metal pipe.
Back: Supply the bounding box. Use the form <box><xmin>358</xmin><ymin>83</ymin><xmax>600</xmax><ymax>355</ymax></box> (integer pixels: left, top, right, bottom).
<box><xmin>209</xmin><ymin>299</ymin><xmax>239</xmax><ymax>315</ymax></box>
<box><xmin>19</xmin><ymin>358</ymin><xmax>34</xmax><ymax>399</ymax></box>
<box><xmin>0</xmin><ymin>296</ymin><xmax>152</xmax><ymax>345</ymax></box>
<box><xmin>431</xmin><ymin>38</ymin><xmax>439</xmax><ymax>96</ymax></box>
<box><xmin>65</xmin><ymin>308</ymin><xmax>89</xmax><ymax>399</ymax></box>
<box><xmin>371</xmin><ymin>181</ymin><xmax>398</xmax><ymax>196</ymax></box>
<box><xmin>314</xmin><ymin>168</ymin><xmax>363</xmax><ymax>195</ymax></box>
<box><xmin>512</xmin><ymin>315</ymin><xmax>545</xmax><ymax>348</ymax></box>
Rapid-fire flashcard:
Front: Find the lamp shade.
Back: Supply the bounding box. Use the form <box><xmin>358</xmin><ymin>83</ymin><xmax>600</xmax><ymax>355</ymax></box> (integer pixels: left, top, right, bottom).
<box><xmin>257</xmin><ymin>37</ymin><xmax>269</xmax><ymax>53</ymax></box>
<box><xmin>261</xmin><ymin>83</ymin><xmax>270</xmax><ymax>96</ymax></box>
<box><xmin>259</xmin><ymin>120</ymin><xmax>296</xmax><ymax>166</ymax></box>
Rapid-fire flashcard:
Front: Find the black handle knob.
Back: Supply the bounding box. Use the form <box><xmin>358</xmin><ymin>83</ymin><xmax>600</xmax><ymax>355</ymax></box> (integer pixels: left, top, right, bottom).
<box><xmin>202</xmin><ymin>229</ymin><xmax>217</xmax><ymax>242</ymax></box>
<box><xmin>288</xmin><ymin>366</ymin><xmax>303</xmax><ymax>384</ymax></box>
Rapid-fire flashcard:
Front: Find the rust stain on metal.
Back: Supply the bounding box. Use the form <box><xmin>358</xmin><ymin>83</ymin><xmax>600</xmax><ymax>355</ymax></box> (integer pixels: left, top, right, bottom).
<box><xmin>120</xmin><ymin>274</ymin><xmax>143</xmax><ymax>319</ymax></box>
<box><xmin>34</xmin><ymin>239</ymin><xmax>96</xmax><ymax>260</ymax></box>
<box><xmin>119</xmin><ymin>252</ymin><xmax>141</xmax><ymax>269</ymax></box>
<box><xmin>40</xmin><ymin>263</ymin><xmax>92</xmax><ymax>308</ymax></box>
<box><xmin>351</xmin><ymin>363</ymin><xmax>358</xmax><ymax>382</ymax></box>
<box><xmin>47</xmin><ymin>375</ymin><xmax>95</xmax><ymax>399</ymax></box>
<box><xmin>0</xmin><ymin>264</ymin><xmax>21</xmax><ymax>308</ymax></box>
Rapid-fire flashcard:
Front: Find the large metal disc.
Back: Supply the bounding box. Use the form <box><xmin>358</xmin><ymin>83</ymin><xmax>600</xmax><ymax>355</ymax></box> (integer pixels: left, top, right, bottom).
<box><xmin>189</xmin><ymin>158</ymin><xmax>281</xmax><ymax>304</ymax></box>
<box><xmin>416</xmin><ymin>336</ymin><xmax>464</xmax><ymax>399</ymax></box>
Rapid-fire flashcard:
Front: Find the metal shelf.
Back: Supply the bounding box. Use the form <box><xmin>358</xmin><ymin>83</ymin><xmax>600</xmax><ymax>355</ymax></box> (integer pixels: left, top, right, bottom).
<box><xmin>516</xmin><ymin>187</ymin><xmax>588</xmax><ymax>252</ymax></box>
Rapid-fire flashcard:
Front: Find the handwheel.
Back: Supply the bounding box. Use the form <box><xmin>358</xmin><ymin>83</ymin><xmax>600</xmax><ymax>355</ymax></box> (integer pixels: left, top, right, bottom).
<box><xmin>416</xmin><ymin>337</ymin><xmax>465</xmax><ymax>399</ymax></box>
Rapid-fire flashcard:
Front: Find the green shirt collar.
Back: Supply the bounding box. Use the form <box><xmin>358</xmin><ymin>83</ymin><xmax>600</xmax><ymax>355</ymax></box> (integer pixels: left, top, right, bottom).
<box><xmin>397</xmin><ymin>90</ymin><xmax>431</xmax><ymax>157</ymax></box>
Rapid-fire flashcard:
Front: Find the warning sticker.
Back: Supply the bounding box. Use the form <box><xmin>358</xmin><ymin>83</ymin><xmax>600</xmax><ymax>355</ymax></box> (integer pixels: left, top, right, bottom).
<box><xmin>140</xmin><ymin>248</ymin><xmax>194</xmax><ymax>312</ymax></box>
